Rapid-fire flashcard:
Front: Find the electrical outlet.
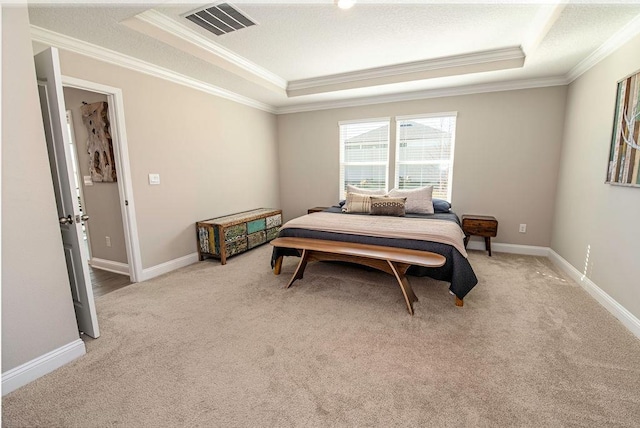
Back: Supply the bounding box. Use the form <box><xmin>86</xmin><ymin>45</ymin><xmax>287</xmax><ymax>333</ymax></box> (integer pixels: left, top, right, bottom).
<box><xmin>519</xmin><ymin>224</ymin><xmax>527</xmax><ymax>233</ymax></box>
<box><xmin>106</xmin><ymin>236</ymin><xmax>111</xmax><ymax>247</ymax></box>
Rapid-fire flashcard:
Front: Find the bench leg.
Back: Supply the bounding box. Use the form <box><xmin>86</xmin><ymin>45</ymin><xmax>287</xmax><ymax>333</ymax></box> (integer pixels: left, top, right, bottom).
<box><xmin>273</xmin><ymin>256</ymin><xmax>283</xmax><ymax>275</ymax></box>
<box><xmin>387</xmin><ymin>261</ymin><xmax>418</xmax><ymax>315</ymax></box>
<box><xmin>276</xmin><ymin>249</ymin><xmax>437</xmax><ymax>315</ymax></box>
<box><xmin>286</xmin><ymin>249</ymin><xmax>310</xmax><ymax>289</ymax></box>
<box><xmin>455</xmin><ymin>296</ymin><xmax>464</xmax><ymax>307</ymax></box>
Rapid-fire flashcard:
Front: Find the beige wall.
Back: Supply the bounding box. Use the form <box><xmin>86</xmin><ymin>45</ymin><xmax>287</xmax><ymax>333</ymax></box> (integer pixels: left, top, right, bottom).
<box><xmin>63</xmin><ymin>87</ymin><xmax>128</xmax><ymax>264</ymax></box>
<box><xmin>57</xmin><ymin>50</ymin><xmax>280</xmax><ymax>269</ymax></box>
<box><xmin>551</xmin><ymin>33</ymin><xmax>640</xmax><ymax>320</ymax></box>
<box><xmin>277</xmin><ymin>86</ymin><xmax>567</xmax><ymax>246</ymax></box>
<box><xmin>2</xmin><ymin>1</ymin><xmax>637</xmax><ymax>388</ymax></box>
<box><xmin>1</xmin><ymin>7</ymin><xmax>80</xmax><ymax>372</ymax></box>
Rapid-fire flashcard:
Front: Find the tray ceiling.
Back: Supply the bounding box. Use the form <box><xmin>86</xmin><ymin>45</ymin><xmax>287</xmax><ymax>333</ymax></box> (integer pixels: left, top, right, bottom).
<box><xmin>28</xmin><ymin>1</ymin><xmax>640</xmax><ymax>113</ymax></box>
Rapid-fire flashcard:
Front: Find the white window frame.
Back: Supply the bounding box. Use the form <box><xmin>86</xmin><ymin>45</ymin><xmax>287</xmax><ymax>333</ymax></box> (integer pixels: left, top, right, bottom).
<box><xmin>394</xmin><ymin>112</ymin><xmax>457</xmax><ymax>201</ymax></box>
<box><xmin>338</xmin><ymin>117</ymin><xmax>391</xmax><ymax>199</ymax></box>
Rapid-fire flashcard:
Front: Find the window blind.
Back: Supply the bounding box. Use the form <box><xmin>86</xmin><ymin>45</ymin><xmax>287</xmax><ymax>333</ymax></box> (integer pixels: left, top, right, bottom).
<box><xmin>339</xmin><ymin>118</ymin><xmax>390</xmax><ymax>198</ymax></box>
<box><xmin>395</xmin><ymin>114</ymin><xmax>456</xmax><ymax>200</ymax></box>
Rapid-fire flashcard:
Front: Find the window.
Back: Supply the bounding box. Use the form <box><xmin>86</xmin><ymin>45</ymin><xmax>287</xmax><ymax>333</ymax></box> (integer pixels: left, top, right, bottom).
<box><xmin>395</xmin><ymin>113</ymin><xmax>456</xmax><ymax>200</ymax></box>
<box><xmin>338</xmin><ymin>113</ymin><xmax>457</xmax><ymax>201</ymax></box>
<box><xmin>339</xmin><ymin>118</ymin><xmax>390</xmax><ymax>198</ymax></box>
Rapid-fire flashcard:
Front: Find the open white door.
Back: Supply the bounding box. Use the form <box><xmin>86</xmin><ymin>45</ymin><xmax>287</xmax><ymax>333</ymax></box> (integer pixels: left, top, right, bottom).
<box><xmin>35</xmin><ymin>47</ymin><xmax>100</xmax><ymax>338</ymax></box>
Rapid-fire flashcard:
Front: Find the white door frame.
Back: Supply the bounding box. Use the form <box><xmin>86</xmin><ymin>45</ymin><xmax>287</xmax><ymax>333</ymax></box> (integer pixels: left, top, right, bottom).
<box><xmin>61</xmin><ymin>76</ymin><xmax>142</xmax><ymax>283</ymax></box>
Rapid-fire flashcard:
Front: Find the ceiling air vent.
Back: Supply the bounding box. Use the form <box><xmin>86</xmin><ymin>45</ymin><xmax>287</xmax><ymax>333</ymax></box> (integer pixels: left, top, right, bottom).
<box><xmin>184</xmin><ymin>3</ymin><xmax>256</xmax><ymax>36</ymax></box>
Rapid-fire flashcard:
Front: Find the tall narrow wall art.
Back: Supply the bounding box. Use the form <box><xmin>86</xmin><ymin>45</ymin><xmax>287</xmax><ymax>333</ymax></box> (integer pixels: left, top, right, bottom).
<box><xmin>82</xmin><ymin>101</ymin><xmax>116</xmax><ymax>182</ymax></box>
<box><xmin>607</xmin><ymin>69</ymin><xmax>640</xmax><ymax>186</ymax></box>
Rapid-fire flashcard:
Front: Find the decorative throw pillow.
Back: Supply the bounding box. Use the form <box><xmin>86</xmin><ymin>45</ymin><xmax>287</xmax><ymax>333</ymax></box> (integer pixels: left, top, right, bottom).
<box><xmin>387</xmin><ymin>186</ymin><xmax>434</xmax><ymax>214</ymax></box>
<box><xmin>370</xmin><ymin>196</ymin><xmax>407</xmax><ymax>216</ymax></box>
<box><xmin>342</xmin><ymin>192</ymin><xmax>374</xmax><ymax>213</ymax></box>
<box><xmin>432</xmin><ymin>198</ymin><xmax>451</xmax><ymax>213</ymax></box>
<box><xmin>346</xmin><ymin>185</ymin><xmax>386</xmax><ymax>196</ymax></box>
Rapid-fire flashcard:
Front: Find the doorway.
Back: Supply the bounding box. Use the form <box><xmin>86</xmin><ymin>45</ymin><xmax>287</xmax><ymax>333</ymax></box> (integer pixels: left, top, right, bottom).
<box><xmin>62</xmin><ymin>87</ymin><xmax>133</xmax><ymax>297</ymax></box>
<box><xmin>59</xmin><ymin>75</ymin><xmax>143</xmax><ymax>284</ymax></box>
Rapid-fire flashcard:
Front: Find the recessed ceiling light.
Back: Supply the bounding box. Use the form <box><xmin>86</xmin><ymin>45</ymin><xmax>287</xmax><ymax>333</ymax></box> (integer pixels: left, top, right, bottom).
<box><xmin>336</xmin><ymin>0</ymin><xmax>355</xmax><ymax>10</ymax></box>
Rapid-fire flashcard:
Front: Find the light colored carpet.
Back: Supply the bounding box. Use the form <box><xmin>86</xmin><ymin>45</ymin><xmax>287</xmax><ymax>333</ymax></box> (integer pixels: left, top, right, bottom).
<box><xmin>3</xmin><ymin>245</ymin><xmax>640</xmax><ymax>427</ymax></box>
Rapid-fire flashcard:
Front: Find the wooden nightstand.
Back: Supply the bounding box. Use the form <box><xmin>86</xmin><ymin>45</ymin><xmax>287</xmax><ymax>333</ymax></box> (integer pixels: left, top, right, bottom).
<box><xmin>307</xmin><ymin>207</ymin><xmax>329</xmax><ymax>214</ymax></box>
<box><xmin>461</xmin><ymin>215</ymin><xmax>498</xmax><ymax>256</ymax></box>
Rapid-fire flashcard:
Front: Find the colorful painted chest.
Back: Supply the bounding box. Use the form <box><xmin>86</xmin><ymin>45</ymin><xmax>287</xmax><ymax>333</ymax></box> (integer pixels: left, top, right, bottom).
<box><xmin>196</xmin><ymin>208</ymin><xmax>282</xmax><ymax>264</ymax></box>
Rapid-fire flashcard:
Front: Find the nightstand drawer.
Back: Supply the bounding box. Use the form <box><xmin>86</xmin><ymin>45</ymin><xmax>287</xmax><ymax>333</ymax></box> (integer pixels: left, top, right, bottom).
<box><xmin>462</xmin><ymin>219</ymin><xmax>497</xmax><ymax>236</ymax></box>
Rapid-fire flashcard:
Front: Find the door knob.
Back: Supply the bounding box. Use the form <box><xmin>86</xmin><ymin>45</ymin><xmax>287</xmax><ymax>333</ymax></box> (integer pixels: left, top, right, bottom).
<box><xmin>59</xmin><ymin>215</ymin><xmax>73</xmax><ymax>225</ymax></box>
<box><xmin>75</xmin><ymin>214</ymin><xmax>89</xmax><ymax>223</ymax></box>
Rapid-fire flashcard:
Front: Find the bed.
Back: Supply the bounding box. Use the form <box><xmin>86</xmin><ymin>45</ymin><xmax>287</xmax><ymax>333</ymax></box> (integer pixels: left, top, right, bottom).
<box><xmin>271</xmin><ymin>204</ymin><xmax>478</xmax><ymax>302</ymax></box>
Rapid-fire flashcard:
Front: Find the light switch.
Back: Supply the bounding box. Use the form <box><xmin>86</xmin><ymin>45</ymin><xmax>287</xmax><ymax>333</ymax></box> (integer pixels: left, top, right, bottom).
<box><xmin>83</xmin><ymin>176</ymin><xmax>93</xmax><ymax>186</ymax></box>
<box><xmin>148</xmin><ymin>173</ymin><xmax>160</xmax><ymax>185</ymax></box>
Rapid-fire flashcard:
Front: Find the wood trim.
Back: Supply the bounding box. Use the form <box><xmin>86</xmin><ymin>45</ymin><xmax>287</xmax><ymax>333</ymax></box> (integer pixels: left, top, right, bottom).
<box><xmin>548</xmin><ymin>249</ymin><xmax>640</xmax><ymax>340</ymax></box>
<box><xmin>31</xmin><ymin>26</ymin><xmax>276</xmax><ymax>114</ymax></box>
<box><xmin>89</xmin><ymin>258</ymin><xmax>129</xmax><ymax>275</ymax></box>
<box><xmin>140</xmin><ymin>252</ymin><xmax>199</xmax><ymax>282</ymax></box>
<box><xmin>2</xmin><ymin>339</ymin><xmax>86</xmax><ymax>396</ymax></box>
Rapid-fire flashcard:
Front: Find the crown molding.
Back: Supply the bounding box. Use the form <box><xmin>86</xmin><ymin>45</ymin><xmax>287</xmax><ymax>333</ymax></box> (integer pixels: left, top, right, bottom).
<box><xmin>287</xmin><ymin>46</ymin><xmax>525</xmax><ymax>96</ymax></box>
<box><xmin>30</xmin><ymin>25</ymin><xmax>276</xmax><ymax>114</ymax></box>
<box><xmin>34</xmin><ymin>9</ymin><xmax>640</xmax><ymax>118</ymax></box>
<box><xmin>127</xmin><ymin>10</ymin><xmax>287</xmax><ymax>92</ymax></box>
<box><xmin>521</xmin><ymin>2</ymin><xmax>565</xmax><ymax>57</ymax></box>
<box><xmin>275</xmin><ymin>76</ymin><xmax>569</xmax><ymax>115</ymax></box>
<box><xmin>566</xmin><ymin>12</ymin><xmax>640</xmax><ymax>83</ymax></box>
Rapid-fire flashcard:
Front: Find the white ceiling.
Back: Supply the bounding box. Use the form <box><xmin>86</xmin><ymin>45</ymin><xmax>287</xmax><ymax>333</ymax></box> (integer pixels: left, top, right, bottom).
<box><xmin>28</xmin><ymin>1</ymin><xmax>640</xmax><ymax>113</ymax></box>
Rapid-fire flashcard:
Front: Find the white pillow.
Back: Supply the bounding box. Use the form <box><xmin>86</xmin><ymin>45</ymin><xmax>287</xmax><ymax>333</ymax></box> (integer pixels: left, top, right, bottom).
<box><xmin>346</xmin><ymin>185</ymin><xmax>386</xmax><ymax>196</ymax></box>
<box><xmin>387</xmin><ymin>186</ymin><xmax>434</xmax><ymax>214</ymax></box>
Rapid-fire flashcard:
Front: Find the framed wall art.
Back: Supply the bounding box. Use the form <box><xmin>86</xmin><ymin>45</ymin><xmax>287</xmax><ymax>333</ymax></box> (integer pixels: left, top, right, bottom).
<box><xmin>607</xmin><ymin>69</ymin><xmax>640</xmax><ymax>186</ymax></box>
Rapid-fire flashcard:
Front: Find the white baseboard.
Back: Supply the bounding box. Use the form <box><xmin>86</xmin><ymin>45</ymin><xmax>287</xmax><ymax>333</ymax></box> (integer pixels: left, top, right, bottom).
<box><xmin>1</xmin><ymin>251</ymin><xmax>197</xmax><ymax>394</ymax></box>
<box><xmin>467</xmin><ymin>241</ymin><xmax>550</xmax><ymax>257</ymax></box>
<box><xmin>140</xmin><ymin>252</ymin><xmax>199</xmax><ymax>282</ymax></box>
<box><xmin>89</xmin><ymin>258</ymin><xmax>129</xmax><ymax>275</ymax></box>
<box><xmin>466</xmin><ymin>242</ymin><xmax>640</xmax><ymax>339</ymax></box>
<box><xmin>2</xmin><ymin>339</ymin><xmax>86</xmax><ymax>396</ymax></box>
<box><xmin>548</xmin><ymin>249</ymin><xmax>640</xmax><ymax>340</ymax></box>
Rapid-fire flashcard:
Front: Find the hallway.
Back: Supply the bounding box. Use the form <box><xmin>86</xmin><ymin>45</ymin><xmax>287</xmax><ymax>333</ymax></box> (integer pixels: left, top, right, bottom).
<box><xmin>90</xmin><ymin>266</ymin><xmax>132</xmax><ymax>297</ymax></box>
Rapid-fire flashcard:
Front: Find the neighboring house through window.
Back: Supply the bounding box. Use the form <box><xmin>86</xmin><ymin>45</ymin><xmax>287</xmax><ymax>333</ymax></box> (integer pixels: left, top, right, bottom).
<box><xmin>395</xmin><ymin>113</ymin><xmax>457</xmax><ymax>200</ymax></box>
<box><xmin>339</xmin><ymin>118</ymin><xmax>390</xmax><ymax>198</ymax></box>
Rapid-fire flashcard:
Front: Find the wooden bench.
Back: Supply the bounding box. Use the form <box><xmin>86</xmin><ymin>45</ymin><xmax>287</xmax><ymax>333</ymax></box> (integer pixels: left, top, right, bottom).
<box><xmin>271</xmin><ymin>237</ymin><xmax>453</xmax><ymax>315</ymax></box>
